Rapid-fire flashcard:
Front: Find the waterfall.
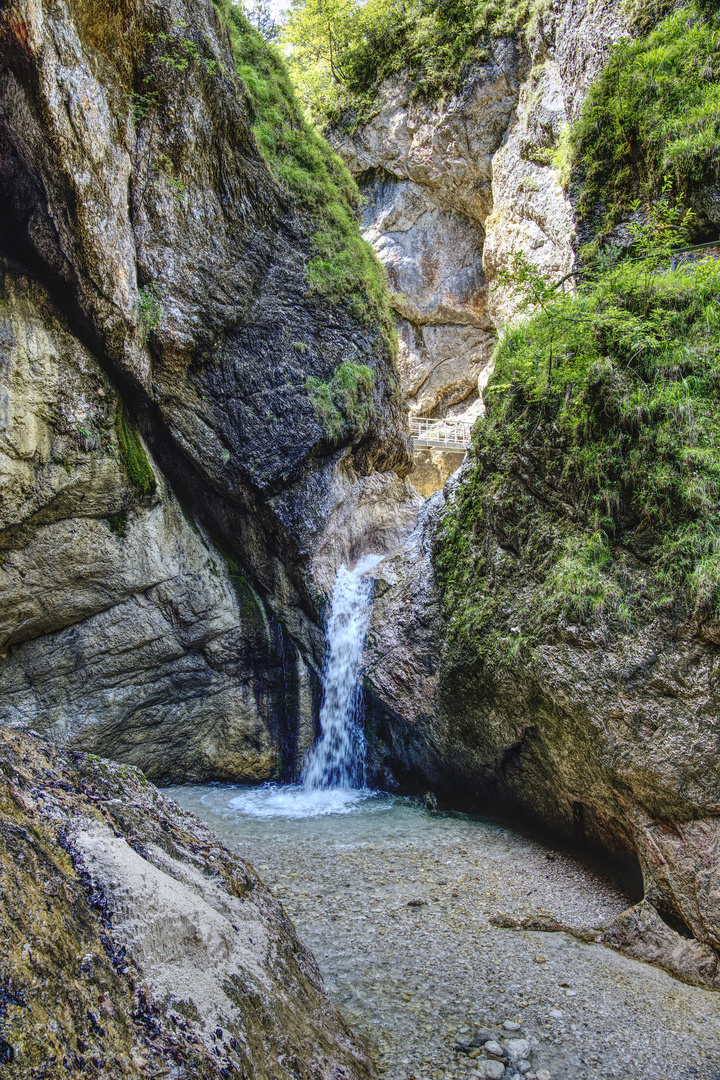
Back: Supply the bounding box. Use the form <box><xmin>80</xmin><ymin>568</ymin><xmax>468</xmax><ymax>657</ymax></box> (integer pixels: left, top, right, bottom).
<box><xmin>225</xmin><ymin>553</ymin><xmax>383</xmax><ymax>818</ymax></box>
<box><xmin>302</xmin><ymin>553</ymin><xmax>383</xmax><ymax>790</ymax></box>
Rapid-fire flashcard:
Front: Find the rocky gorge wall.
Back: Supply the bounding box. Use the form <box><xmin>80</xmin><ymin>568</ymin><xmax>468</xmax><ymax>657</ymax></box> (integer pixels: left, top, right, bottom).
<box><xmin>2</xmin><ymin>0</ymin><xmax>719</xmax><ymax>1026</ymax></box>
<box><xmin>352</xmin><ymin>0</ymin><xmax>720</xmax><ymax>990</ymax></box>
<box><xmin>330</xmin><ymin>0</ymin><xmax>633</xmax><ymax>490</ymax></box>
<box><xmin>0</xmin><ymin>0</ymin><xmax>420</xmax><ymax>781</ymax></box>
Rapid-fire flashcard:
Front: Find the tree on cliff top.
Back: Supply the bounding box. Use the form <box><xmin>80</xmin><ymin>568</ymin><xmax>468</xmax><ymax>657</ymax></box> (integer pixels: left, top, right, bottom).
<box><xmin>283</xmin><ymin>0</ymin><xmax>534</xmax><ymax>126</ymax></box>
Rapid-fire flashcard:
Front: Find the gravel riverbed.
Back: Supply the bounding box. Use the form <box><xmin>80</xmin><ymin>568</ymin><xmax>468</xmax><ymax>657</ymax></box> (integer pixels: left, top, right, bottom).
<box><xmin>167</xmin><ymin>788</ymin><xmax>720</xmax><ymax>1080</ymax></box>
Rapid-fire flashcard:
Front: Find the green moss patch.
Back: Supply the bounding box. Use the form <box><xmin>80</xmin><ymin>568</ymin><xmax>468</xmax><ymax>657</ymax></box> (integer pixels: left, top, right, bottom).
<box><xmin>436</xmin><ymin>256</ymin><xmax>720</xmax><ymax>665</ymax></box>
<box><xmin>107</xmin><ymin>511</ymin><xmax>129</xmax><ymax>538</ymax></box>
<box><xmin>114</xmin><ymin>407</ymin><xmax>157</xmax><ymax>497</ymax></box>
<box><xmin>306</xmin><ymin>360</ymin><xmax>375</xmax><ymax>441</ymax></box>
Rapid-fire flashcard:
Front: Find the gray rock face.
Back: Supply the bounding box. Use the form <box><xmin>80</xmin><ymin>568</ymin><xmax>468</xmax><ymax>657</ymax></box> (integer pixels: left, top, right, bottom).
<box><xmin>0</xmin><ymin>263</ymin><xmax>315</xmax><ymax>781</ymax></box>
<box><xmin>332</xmin><ymin>0</ymin><xmax>631</xmax><ymax>448</ymax></box>
<box><xmin>333</xmin><ymin>51</ymin><xmax>524</xmax><ymax>428</ymax></box>
<box><xmin>0</xmin><ymin>0</ymin><xmax>411</xmax><ymax>778</ymax></box>
<box><xmin>602</xmin><ymin>900</ymin><xmax>720</xmax><ymax>992</ymax></box>
<box><xmin>483</xmin><ymin>55</ymin><xmax>576</xmax><ymax>328</ymax></box>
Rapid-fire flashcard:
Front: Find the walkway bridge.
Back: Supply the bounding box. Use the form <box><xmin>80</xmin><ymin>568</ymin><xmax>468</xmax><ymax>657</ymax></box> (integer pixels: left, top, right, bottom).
<box><xmin>409</xmin><ymin>418</ymin><xmax>473</xmax><ymax>450</ymax></box>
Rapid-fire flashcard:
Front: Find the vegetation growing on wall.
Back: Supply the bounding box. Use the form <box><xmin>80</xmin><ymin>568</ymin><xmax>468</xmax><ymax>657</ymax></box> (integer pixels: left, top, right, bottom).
<box><xmin>436</xmin><ymin>248</ymin><xmax>720</xmax><ymax>664</ymax></box>
<box><xmin>284</xmin><ymin>0</ymin><xmax>541</xmax><ymax>127</ymax></box>
<box><xmin>224</xmin><ymin>553</ymin><xmax>268</xmax><ymax>632</ymax></box>
<box><xmin>220</xmin><ymin>3</ymin><xmax>394</xmax><ymax>338</ymax></box>
<box><xmin>114</xmin><ymin>407</ymin><xmax>157</xmax><ymax>497</ymax></box>
<box><xmin>571</xmin><ymin>2</ymin><xmax>720</xmax><ymax>249</ymax></box>
<box><xmin>306</xmin><ymin>361</ymin><xmax>375</xmax><ymax>440</ymax></box>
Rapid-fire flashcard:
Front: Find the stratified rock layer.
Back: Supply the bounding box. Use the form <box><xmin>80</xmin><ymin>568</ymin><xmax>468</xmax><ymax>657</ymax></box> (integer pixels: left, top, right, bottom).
<box><xmin>0</xmin><ymin>726</ymin><xmax>375</xmax><ymax>1079</ymax></box>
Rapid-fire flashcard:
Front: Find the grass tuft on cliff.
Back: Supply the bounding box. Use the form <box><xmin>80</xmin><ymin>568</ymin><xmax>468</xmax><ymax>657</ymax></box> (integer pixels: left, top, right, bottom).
<box><xmin>306</xmin><ymin>360</ymin><xmax>375</xmax><ymax>441</ymax></box>
<box><xmin>436</xmin><ymin>254</ymin><xmax>720</xmax><ymax>663</ymax></box>
<box><xmin>221</xmin><ymin>4</ymin><xmax>395</xmax><ymax>341</ymax></box>
<box><xmin>284</xmin><ymin>0</ymin><xmax>540</xmax><ymax>128</ymax></box>
<box><xmin>571</xmin><ymin>2</ymin><xmax>720</xmax><ymax>249</ymax></box>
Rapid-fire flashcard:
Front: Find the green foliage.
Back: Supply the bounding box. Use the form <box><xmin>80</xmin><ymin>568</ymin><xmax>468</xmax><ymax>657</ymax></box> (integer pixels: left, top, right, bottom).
<box><xmin>283</xmin><ymin>0</ymin><xmax>540</xmax><ymax>127</ymax></box>
<box><xmin>571</xmin><ymin>3</ymin><xmax>720</xmax><ymax>249</ymax></box>
<box><xmin>106</xmin><ymin>512</ymin><xmax>128</xmax><ymax>538</ymax></box>
<box><xmin>138</xmin><ymin>284</ymin><xmax>164</xmax><ymax>332</ymax></box>
<box><xmin>306</xmin><ymin>360</ymin><xmax>375</xmax><ymax>440</ymax></box>
<box><xmin>437</xmin><ymin>249</ymin><xmax>720</xmax><ymax>663</ymax></box>
<box><xmin>114</xmin><ymin>408</ymin><xmax>157</xmax><ymax>497</ymax></box>
<box><xmin>152</xmin><ymin>22</ymin><xmax>219</xmax><ymax>75</ymax></box>
<box><xmin>221</xmin><ymin>5</ymin><xmax>395</xmax><ymax>338</ymax></box>
<box><xmin>153</xmin><ymin>156</ymin><xmax>187</xmax><ymax>204</ymax></box>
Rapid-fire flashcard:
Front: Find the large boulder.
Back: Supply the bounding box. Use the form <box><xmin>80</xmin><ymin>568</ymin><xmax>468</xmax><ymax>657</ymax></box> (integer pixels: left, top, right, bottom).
<box><xmin>0</xmin><ymin>725</ymin><xmax>375</xmax><ymax>1078</ymax></box>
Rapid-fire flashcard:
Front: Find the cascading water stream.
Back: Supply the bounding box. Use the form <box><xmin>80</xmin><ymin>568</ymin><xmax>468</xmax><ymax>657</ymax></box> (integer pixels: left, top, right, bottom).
<box><xmin>226</xmin><ymin>554</ymin><xmax>383</xmax><ymax>817</ymax></box>
<box><xmin>302</xmin><ymin>553</ymin><xmax>384</xmax><ymax>790</ymax></box>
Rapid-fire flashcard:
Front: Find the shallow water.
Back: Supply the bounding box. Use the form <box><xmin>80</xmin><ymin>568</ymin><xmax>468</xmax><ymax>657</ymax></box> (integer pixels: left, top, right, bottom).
<box><xmin>167</xmin><ymin>784</ymin><xmax>720</xmax><ymax>1080</ymax></box>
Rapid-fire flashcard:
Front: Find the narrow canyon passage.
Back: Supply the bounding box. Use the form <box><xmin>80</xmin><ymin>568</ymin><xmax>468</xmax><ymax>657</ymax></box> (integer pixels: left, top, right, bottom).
<box><xmin>167</xmin><ymin>790</ymin><xmax>720</xmax><ymax>1080</ymax></box>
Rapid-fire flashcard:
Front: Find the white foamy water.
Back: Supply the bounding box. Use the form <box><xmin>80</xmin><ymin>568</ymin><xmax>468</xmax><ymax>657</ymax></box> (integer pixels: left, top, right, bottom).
<box><xmin>226</xmin><ymin>554</ymin><xmax>384</xmax><ymax>819</ymax></box>
<box><xmin>226</xmin><ymin>783</ymin><xmax>380</xmax><ymax>819</ymax></box>
<box><xmin>303</xmin><ymin>553</ymin><xmax>383</xmax><ymax>790</ymax></box>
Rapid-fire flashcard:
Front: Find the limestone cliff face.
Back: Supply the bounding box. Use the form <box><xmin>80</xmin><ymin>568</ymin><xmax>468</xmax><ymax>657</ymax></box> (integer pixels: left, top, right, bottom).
<box><xmin>353</xmin><ymin>0</ymin><xmax>720</xmax><ymax>988</ymax></box>
<box><xmin>331</xmin><ymin>0</ymin><xmax>630</xmax><ymax>425</ymax></box>
<box><xmin>0</xmin><ymin>0</ymin><xmax>415</xmax><ymax>778</ymax></box>
<box><xmin>0</xmin><ymin>726</ymin><xmax>375</xmax><ymax>1078</ymax></box>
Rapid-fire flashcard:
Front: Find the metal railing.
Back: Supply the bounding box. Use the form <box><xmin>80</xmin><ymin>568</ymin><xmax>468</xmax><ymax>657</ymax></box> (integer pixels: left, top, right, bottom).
<box><xmin>410</xmin><ymin>418</ymin><xmax>473</xmax><ymax>449</ymax></box>
<box><xmin>670</xmin><ymin>239</ymin><xmax>720</xmax><ymax>271</ymax></box>
<box><xmin>555</xmin><ymin>239</ymin><xmax>720</xmax><ymax>292</ymax></box>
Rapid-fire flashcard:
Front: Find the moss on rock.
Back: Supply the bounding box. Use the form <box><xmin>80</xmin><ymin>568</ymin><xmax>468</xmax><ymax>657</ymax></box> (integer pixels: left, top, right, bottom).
<box><xmin>436</xmin><ymin>256</ymin><xmax>720</xmax><ymax>666</ymax></box>
<box><xmin>114</xmin><ymin>407</ymin><xmax>156</xmax><ymax>497</ymax></box>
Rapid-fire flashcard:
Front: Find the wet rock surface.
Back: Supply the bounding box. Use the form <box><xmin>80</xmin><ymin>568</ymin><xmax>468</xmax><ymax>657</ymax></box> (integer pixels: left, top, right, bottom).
<box><xmin>170</xmin><ymin>789</ymin><xmax>720</xmax><ymax>1080</ymax></box>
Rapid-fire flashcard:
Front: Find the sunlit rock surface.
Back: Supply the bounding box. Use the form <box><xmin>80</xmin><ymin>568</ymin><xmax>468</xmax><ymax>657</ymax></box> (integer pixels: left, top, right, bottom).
<box><xmin>0</xmin><ymin>726</ymin><xmax>375</xmax><ymax>1078</ymax></box>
